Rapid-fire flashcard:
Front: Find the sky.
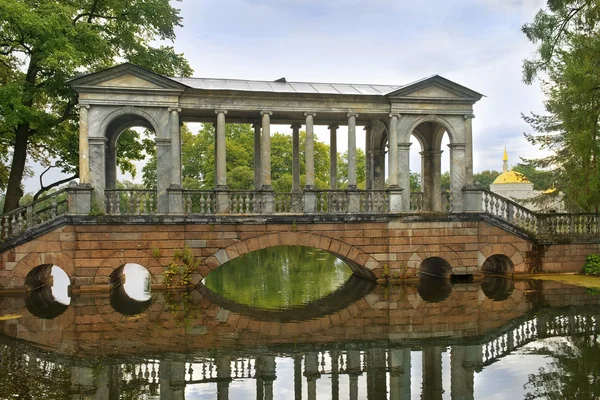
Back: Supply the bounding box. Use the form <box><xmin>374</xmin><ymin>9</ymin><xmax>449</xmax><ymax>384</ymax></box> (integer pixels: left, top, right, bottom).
<box><xmin>23</xmin><ymin>0</ymin><xmax>549</xmax><ymax>192</ymax></box>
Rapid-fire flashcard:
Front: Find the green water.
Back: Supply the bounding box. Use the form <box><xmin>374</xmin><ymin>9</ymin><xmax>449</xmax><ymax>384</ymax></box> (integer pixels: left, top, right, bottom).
<box><xmin>203</xmin><ymin>245</ymin><xmax>353</xmax><ymax>310</ymax></box>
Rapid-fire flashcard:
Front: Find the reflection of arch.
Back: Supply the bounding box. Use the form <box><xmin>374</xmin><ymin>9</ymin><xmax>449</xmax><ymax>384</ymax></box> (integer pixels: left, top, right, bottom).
<box><xmin>25</xmin><ymin>286</ymin><xmax>69</xmax><ymax>319</ymax></box>
<box><xmin>481</xmin><ymin>274</ymin><xmax>514</xmax><ymax>301</ymax></box>
<box><xmin>197</xmin><ymin>274</ymin><xmax>376</xmax><ymax>323</ymax></box>
<box><xmin>417</xmin><ymin>274</ymin><xmax>453</xmax><ymax>302</ymax></box>
<box><xmin>203</xmin><ymin>233</ymin><xmax>381</xmax><ymax>280</ymax></box>
<box><xmin>481</xmin><ymin>254</ymin><xmax>515</xmax><ymax>276</ymax></box>
<box><xmin>418</xmin><ymin>257</ymin><xmax>452</xmax><ymax>278</ymax></box>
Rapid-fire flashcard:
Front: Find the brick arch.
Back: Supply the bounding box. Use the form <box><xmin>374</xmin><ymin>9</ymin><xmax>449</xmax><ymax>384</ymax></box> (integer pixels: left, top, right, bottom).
<box><xmin>93</xmin><ymin>249</ymin><xmax>164</xmax><ymax>286</ymax></box>
<box><xmin>7</xmin><ymin>252</ymin><xmax>75</xmax><ymax>289</ymax></box>
<box><xmin>477</xmin><ymin>243</ymin><xmax>525</xmax><ymax>273</ymax></box>
<box><xmin>406</xmin><ymin>244</ymin><xmax>463</xmax><ymax>277</ymax></box>
<box><xmin>201</xmin><ymin>232</ymin><xmax>382</xmax><ymax>280</ymax></box>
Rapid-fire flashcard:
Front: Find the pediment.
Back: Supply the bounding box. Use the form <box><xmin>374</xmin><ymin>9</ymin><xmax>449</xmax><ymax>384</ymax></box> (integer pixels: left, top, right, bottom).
<box><xmin>387</xmin><ymin>75</ymin><xmax>483</xmax><ymax>103</ymax></box>
<box><xmin>69</xmin><ymin>63</ymin><xmax>188</xmax><ymax>92</ymax></box>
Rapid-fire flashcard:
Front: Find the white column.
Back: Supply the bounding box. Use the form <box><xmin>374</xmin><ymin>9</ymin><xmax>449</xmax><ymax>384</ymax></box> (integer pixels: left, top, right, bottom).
<box><xmin>292</xmin><ymin>124</ymin><xmax>302</xmax><ymax>192</ymax></box>
<box><xmin>89</xmin><ymin>136</ymin><xmax>106</xmax><ymax>209</ymax></box>
<box><xmin>388</xmin><ymin>114</ymin><xmax>399</xmax><ymax>187</ymax></box>
<box><xmin>253</xmin><ymin>122</ymin><xmax>262</xmax><ymax>190</ymax></box>
<box><xmin>169</xmin><ymin>108</ymin><xmax>182</xmax><ymax>186</ymax></box>
<box><xmin>449</xmin><ymin>143</ymin><xmax>467</xmax><ymax>211</ymax></box>
<box><xmin>421</xmin><ymin>150</ymin><xmax>434</xmax><ymax>211</ymax></box>
<box><xmin>464</xmin><ymin>114</ymin><xmax>475</xmax><ymax>185</ymax></box>
<box><xmin>422</xmin><ymin>347</ymin><xmax>443</xmax><ymax>400</ymax></box>
<box><xmin>347</xmin><ymin>113</ymin><xmax>358</xmax><ymax>189</ymax></box>
<box><xmin>215</xmin><ymin>110</ymin><xmax>227</xmax><ymax>188</ymax></box>
<box><xmin>261</xmin><ymin>110</ymin><xmax>273</xmax><ymax>189</ymax></box>
<box><xmin>304</xmin><ymin>112</ymin><xmax>316</xmax><ymax>188</ymax></box>
<box><xmin>398</xmin><ymin>142</ymin><xmax>412</xmax><ymax>211</ymax></box>
<box><xmin>329</xmin><ymin>124</ymin><xmax>339</xmax><ymax>189</ymax></box>
<box><xmin>432</xmin><ymin>150</ymin><xmax>443</xmax><ymax>211</ymax></box>
<box><xmin>364</xmin><ymin>124</ymin><xmax>372</xmax><ymax>189</ymax></box>
<box><xmin>77</xmin><ymin>104</ymin><xmax>90</xmax><ymax>184</ymax></box>
<box><xmin>389</xmin><ymin>349</ymin><xmax>411</xmax><ymax>400</ymax></box>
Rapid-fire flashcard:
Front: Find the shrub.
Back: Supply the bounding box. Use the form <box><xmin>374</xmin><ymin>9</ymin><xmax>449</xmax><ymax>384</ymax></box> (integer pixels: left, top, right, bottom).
<box><xmin>582</xmin><ymin>254</ymin><xmax>600</xmax><ymax>276</ymax></box>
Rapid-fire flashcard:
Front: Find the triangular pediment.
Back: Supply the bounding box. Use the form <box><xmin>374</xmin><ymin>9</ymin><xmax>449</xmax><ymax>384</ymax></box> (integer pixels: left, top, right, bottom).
<box><xmin>68</xmin><ymin>63</ymin><xmax>188</xmax><ymax>92</ymax></box>
<box><xmin>386</xmin><ymin>75</ymin><xmax>483</xmax><ymax>103</ymax></box>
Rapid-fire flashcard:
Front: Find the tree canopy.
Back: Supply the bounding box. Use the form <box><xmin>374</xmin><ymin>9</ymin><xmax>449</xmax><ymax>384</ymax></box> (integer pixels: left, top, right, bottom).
<box><xmin>522</xmin><ymin>0</ymin><xmax>600</xmax><ymax>211</ymax></box>
<box><xmin>0</xmin><ymin>0</ymin><xmax>192</xmax><ymax>213</ymax></box>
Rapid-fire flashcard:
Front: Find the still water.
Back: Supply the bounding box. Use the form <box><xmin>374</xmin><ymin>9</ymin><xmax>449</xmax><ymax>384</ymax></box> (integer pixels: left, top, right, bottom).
<box><xmin>1</xmin><ymin>245</ymin><xmax>600</xmax><ymax>399</ymax></box>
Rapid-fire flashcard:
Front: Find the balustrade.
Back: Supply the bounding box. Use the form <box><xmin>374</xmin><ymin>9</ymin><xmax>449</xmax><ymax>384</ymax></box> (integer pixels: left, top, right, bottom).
<box><xmin>360</xmin><ymin>190</ymin><xmax>388</xmax><ymax>213</ymax></box>
<box><xmin>105</xmin><ymin>189</ymin><xmax>157</xmax><ymax>215</ymax></box>
<box><xmin>228</xmin><ymin>191</ymin><xmax>259</xmax><ymax>214</ymax></box>
<box><xmin>184</xmin><ymin>190</ymin><xmax>215</xmax><ymax>214</ymax></box>
<box><xmin>410</xmin><ymin>192</ymin><xmax>424</xmax><ymax>212</ymax></box>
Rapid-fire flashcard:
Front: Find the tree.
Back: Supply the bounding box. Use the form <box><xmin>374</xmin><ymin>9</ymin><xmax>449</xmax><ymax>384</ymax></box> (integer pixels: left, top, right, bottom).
<box><xmin>0</xmin><ymin>0</ymin><xmax>192</xmax><ymax>213</ymax></box>
<box><xmin>522</xmin><ymin>1</ymin><xmax>600</xmax><ymax>211</ymax></box>
<box><xmin>473</xmin><ymin>170</ymin><xmax>500</xmax><ymax>190</ymax></box>
<box><xmin>512</xmin><ymin>163</ymin><xmax>554</xmax><ymax>191</ymax></box>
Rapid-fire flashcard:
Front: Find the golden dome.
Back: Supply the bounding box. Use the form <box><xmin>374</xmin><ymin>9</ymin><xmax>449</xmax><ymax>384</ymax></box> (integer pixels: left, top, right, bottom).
<box><xmin>492</xmin><ymin>170</ymin><xmax>531</xmax><ymax>184</ymax></box>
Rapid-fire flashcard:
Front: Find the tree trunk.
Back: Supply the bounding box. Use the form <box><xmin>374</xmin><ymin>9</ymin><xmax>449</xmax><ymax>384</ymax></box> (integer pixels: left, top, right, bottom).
<box><xmin>3</xmin><ymin>125</ymin><xmax>30</xmax><ymax>213</ymax></box>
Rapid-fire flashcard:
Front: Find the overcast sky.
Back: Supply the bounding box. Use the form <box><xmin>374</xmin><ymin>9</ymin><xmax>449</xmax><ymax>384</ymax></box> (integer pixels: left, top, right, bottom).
<box><xmin>25</xmin><ymin>0</ymin><xmax>549</xmax><ymax>192</ymax></box>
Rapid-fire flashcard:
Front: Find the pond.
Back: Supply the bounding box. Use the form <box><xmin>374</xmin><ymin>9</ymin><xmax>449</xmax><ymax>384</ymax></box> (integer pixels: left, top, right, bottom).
<box><xmin>1</xmin><ymin>245</ymin><xmax>600</xmax><ymax>399</ymax></box>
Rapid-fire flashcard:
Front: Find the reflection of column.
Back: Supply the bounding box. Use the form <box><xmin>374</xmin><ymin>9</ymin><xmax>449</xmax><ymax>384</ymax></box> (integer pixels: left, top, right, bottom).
<box><xmin>304</xmin><ymin>352</ymin><xmax>320</xmax><ymax>400</ymax></box>
<box><xmin>422</xmin><ymin>347</ymin><xmax>443</xmax><ymax>400</ymax></box>
<box><xmin>347</xmin><ymin>350</ymin><xmax>362</xmax><ymax>400</ymax></box>
<box><xmin>170</xmin><ymin>361</ymin><xmax>186</xmax><ymax>400</ymax></box>
<box><xmin>159</xmin><ymin>361</ymin><xmax>174</xmax><ymax>400</ymax></box>
<box><xmin>537</xmin><ymin>314</ymin><xmax>548</xmax><ymax>338</ymax></box>
<box><xmin>331</xmin><ymin>351</ymin><xmax>340</xmax><ymax>400</ymax></box>
<box><xmin>94</xmin><ymin>366</ymin><xmax>110</xmax><ymax>400</ymax></box>
<box><xmin>329</xmin><ymin>124</ymin><xmax>339</xmax><ymax>189</ymax></box>
<box><xmin>347</xmin><ymin>113</ymin><xmax>358</xmax><ymax>189</ymax></box>
<box><xmin>373</xmin><ymin>149</ymin><xmax>386</xmax><ymax>190</ymax></box>
<box><xmin>109</xmin><ymin>365</ymin><xmax>122</xmax><ymax>400</ymax></box>
<box><xmin>451</xmin><ymin>345</ymin><xmax>481</xmax><ymax>400</ymax></box>
<box><xmin>253</xmin><ymin>122</ymin><xmax>262</xmax><ymax>189</ymax></box>
<box><xmin>217</xmin><ymin>357</ymin><xmax>232</xmax><ymax>400</ymax></box>
<box><xmin>294</xmin><ymin>355</ymin><xmax>302</xmax><ymax>400</ymax></box>
<box><xmin>366</xmin><ymin>349</ymin><xmax>387</xmax><ymax>400</ymax></box>
<box><xmin>70</xmin><ymin>366</ymin><xmax>96</xmax><ymax>399</ymax></box>
<box><xmin>390</xmin><ymin>349</ymin><xmax>411</xmax><ymax>400</ymax></box>
<box><xmin>257</xmin><ymin>356</ymin><xmax>276</xmax><ymax>400</ymax></box>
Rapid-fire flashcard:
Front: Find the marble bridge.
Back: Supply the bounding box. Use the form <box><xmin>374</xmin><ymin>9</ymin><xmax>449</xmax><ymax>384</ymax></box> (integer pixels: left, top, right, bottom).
<box><xmin>1</xmin><ymin>64</ymin><xmax>600</xmax><ymax>290</ymax></box>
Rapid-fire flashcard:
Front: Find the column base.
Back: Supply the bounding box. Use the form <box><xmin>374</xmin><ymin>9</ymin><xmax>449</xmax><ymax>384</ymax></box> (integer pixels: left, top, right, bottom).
<box><xmin>261</xmin><ymin>190</ymin><xmax>274</xmax><ymax>214</ymax></box>
<box><xmin>304</xmin><ymin>189</ymin><xmax>317</xmax><ymax>213</ymax></box>
<box><xmin>388</xmin><ymin>188</ymin><xmax>405</xmax><ymax>212</ymax></box>
<box><xmin>168</xmin><ymin>185</ymin><xmax>184</xmax><ymax>214</ymax></box>
<box><xmin>291</xmin><ymin>189</ymin><xmax>303</xmax><ymax>213</ymax></box>
<box><xmin>347</xmin><ymin>190</ymin><xmax>360</xmax><ymax>213</ymax></box>
<box><xmin>215</xmin><ymin>189</ymin><xmax>230</xmax><ymax>214</ymax></box>
<box><xmin>67</xmin><ymin>182</ymin><xmax>93</xmax><ymax>215</ymax></box>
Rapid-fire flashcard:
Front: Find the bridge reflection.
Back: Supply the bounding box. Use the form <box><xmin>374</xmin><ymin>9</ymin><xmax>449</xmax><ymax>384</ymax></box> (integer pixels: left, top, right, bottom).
<box><xmin>1</xmin><ymin>280</ymin><xmax>600</xmax><ymax>398</ymax></box>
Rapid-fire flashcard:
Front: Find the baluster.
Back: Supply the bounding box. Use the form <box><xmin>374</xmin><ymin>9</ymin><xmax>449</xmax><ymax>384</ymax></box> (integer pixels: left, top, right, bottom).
<box><xmin>10</xmin><ymin>214</ymin><xmax>18</xmax><ymax>237</ymax></box>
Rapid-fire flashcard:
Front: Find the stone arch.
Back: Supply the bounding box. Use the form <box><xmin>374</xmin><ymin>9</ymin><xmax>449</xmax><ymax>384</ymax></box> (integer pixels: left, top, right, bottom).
<box><xmin>369</xmin><ymin>118</ymin><xmax>388</xmax><ymax>151</ymax></box>
<box><xmin>93</xmin><ymin>249</ymin><xmax>164</xmax><ymax>286</ymax></box>
<box><xmin>478</xmin><ymin>243</ymin><xmax>525</xmax><ymax>273</ymax></box>
<box><xmin>8</xmin><ymin>252</ymin><xmax>75</xmax><ymax>289</ymax></box>
<box><xmin>402</xmin><ymin>114</ymin><xmax>459</xmax><ymax>144</ymax></box>
<box><xmin>202</xmin><ymin>232</ymin><xmax>382</xmax><ymax>280</ymax></box>
<box><xmin>418</xmin><ymin>256</ymin><xmax>452</xmax><ymax>278</ymax></box>
<box><xmin>406</xmin><ymin>244</ymin><xmax>463</xmax><ymax>276</ymax></box>
<box><xmin>99</xmin><ymin>106</ymin><xmax>161</xmax><ymax>140</ymax></box>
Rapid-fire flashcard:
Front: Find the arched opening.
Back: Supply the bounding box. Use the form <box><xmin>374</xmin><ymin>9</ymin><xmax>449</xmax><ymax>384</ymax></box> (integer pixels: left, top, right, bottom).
<box><xmin>481</xmin><ymin>254</ymin><xmax>515</xmax><ymax>276</ymax></box>
<box><xmin>409</xmin><ymin>121</ymin><xmax>451</xmax><ymax>212</ymax></box>
<box><xmin>418</xmin><ymin>257</ymin><xmax>452</xmax><ymax>278</ymax></box>
<box><xmin>24</xmin><ymin>264</ymin><xmax>71</xmax><ymax>319</ymax></box>
<box><xmin>110</xmin><ymin>263</ymin><xmax>152</xmax><ymax>315</ymax></box>
<box><xmin>481</xmin><ymin>274</ymin><xmax>515</xmax><ymax>301</ymax></box>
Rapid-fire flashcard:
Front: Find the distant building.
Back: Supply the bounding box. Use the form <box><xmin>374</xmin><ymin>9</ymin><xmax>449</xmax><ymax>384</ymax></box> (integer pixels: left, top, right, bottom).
<box><xmin>489</xmin><ymin>149</ymin><xmax>563</xmax><ymax>212</ymax></box>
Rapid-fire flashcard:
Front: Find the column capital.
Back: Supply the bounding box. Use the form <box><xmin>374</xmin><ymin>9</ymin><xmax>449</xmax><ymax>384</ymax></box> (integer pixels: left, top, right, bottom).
<box><xmin>448</xmin><ymin>143</ymin><xmax>467</xmax><ymax>150</ymax></box>
<box><xmin>463</xmin><ymin>113</ymin><xmax>475</xmax><ymax>120</ymax></box>
<box><xmin>260</xmin><ymin>110</ymin><xmax>273</xmax><ymax>116</ymax></box>
<box><xmin>304</xmin><ymin>112</ymin><xmax>317</xmax><ymax>117</ymax></box>
<box><xmin>346</xmin><ymin>112</ymin><xmax>359</xmax><ymax>118</ymax></box>
<box><xmin>328</xmin><ymin>124</ymin><xmax>339</xmax><ymax>130</ymax></box>
<box><xmin>88</xmin><ymin>137</ymin><xmax>107</xmax><ymax>144</ymax></box>
<box><xmin>76</xmin><ymin>104</ymin><xmax>90</xmax><ymax>110</ymax></box>
<box><xmin>420</xmin><ymin>150</ymin><xmax>443</xmax><ymax>157</ymax></box>
<box><xmin>290</xmin><ymin>123</ymin><xmax>302</xmax><ymax>130</ymax></box>
<box><xmin>397</xmin><ymin>142</ymin><xmax>412</xmax><ymax>151</ymax></box>
<box><xmin>389</xmin><ymin>113</ymin><xmax>401</xmax><ymax>118</ymax></box>
<box><xmin>215</xmin><ymin>109</ymin><xmax>228</xmax><ymax>115</ymax></box>
<box><xmin>155</xmin><ymin>138</ymin><xmax>172</xmax><ymax>145</ymax></box>
<box><xmin>168</xmin><ymin>107</ymin><xmax>182</xmax><ymax>113</ymax></box>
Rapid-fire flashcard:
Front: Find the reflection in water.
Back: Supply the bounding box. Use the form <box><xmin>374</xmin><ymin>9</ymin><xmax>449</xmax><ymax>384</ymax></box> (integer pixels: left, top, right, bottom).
<box><xmin>204</xmin><ymin>245</ymin><xmax>354</xmax><ymax>310</ymax></box>
<box><xmin>481</xmin><ymin>273</ymin><xmax>515</xmax><ymax>301</ymax></box>
<box><xmin>3</xmin><ymin>267</ymin><xmax>600</xmax><ymax>398</ymax></box>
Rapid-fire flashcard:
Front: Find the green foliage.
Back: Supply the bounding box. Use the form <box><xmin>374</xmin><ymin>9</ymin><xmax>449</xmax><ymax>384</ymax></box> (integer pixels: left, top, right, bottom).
<box><xmin>473</xmin><ymin>170</ymin><xmax>500</xmax><ymax>190</ymax></box>
<box><xmin>0</xmin><ymin>0</ymin><xmax>192</xmax><ymax>212</ymax></box>
<box><xmin>512</xmin><ymin>163</ymin><xmax>554</xmax><ymax>191</ymax></box>
<box><xmin>522</xmin><ymin>1</ymin><xmax>600</xmax><ymax>212</ymax></box>
<box><xmin>163</xmin><ymin>247</ymin><xmax>198</xmax><ymax>287</ymax></box>
<box><xmin>410</xmin><ymin>172</ymin><xmax>421</xmax><ymax>192</ymax></box>
<box><xmin>582</xmin><ymin>254</ymin><xmax>600</xmax><ymax>276</ymax></box>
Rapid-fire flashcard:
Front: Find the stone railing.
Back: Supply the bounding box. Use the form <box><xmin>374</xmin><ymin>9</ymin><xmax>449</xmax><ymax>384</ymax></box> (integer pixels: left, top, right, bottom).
<box><xmin>410</xmin><ymin>192</ymin><xmax>424</xmax><ymax>211</ymax></box>
<box><xmin>480</xmin><ymin>190</ymin><xmax>538</xmax><ymax>233</ymax></box>
<box><xmin>106</xmin><ymin>189</ymin><xmax>157</xmax><ymax>215</ymax></box>
<box><xmin>538</xmin><ymin>213</ymin><xmax>600</xmax><ymax>236</ymax></box>
<box><xmin>0</xmin><ymin>188</ymin><xmax>68</xmax><ymax>241</ymax></box>
<box><xmin>360</xmin><ymin>190</ymin><xmax>388</xmax><ymax>213</ymax></box>
<box><xmin>228</xmin><ymin>191</ymin><xmax>260</xmax><ymax>214</ymax></box>
<box><xmin>316</xmin><ymin>190</ymin><xmax>349</xmax><ymax>213</ymax></box>
<box><xmin>183</xmin><ymin>190</ymin><xmax>215</xmax><ymax>214</ymax></box>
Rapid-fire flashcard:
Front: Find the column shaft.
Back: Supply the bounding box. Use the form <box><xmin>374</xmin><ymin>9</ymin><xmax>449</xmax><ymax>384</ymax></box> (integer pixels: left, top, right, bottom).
<box><xmin>365</xmin><ymin>125</ymin><xmax>372</xmax><ymax>190</ymax></box>
<box><xmin>389</xmin><ymin>349</ymin><xmax>411</xmax><ymax>400</ymax></box>
<box><xmin>373</xmin><ymin>150</ymin><xmax>386</xmax><ymax>189</ymax></box>
<box><xmin>422</xmin><ymin>347</ymin><xmax>443</xmax><ymax>400</ymax></box>
<box><xmin>388</xmin><ymin>114</ymin><xmax>399</xmax><ymax>187</ymax></box>
<box><xmin>422</xmin><ymin>151</ymin><xmax>434</xmax><ymax>211</ymax></box>
<box><xmin>432</xmin><ymin>151</ymin><xmax>443</xmax><ymax>211</ymax></box>
<box><xmin>398</xmin><ymin>143</ymin><xmax>411</xmax><ymax>211</ymax></box>
<box><xmin>89</xmin><ymin>137</ymin><xmax>107</xmax><ymax>210</ymax></box>
<box><xmin>449</xmin><ymin>143</ymin><xmax>467</xmax><ymax>211</ymax></box>
<box><xmin>304</xmin><ymin>113</ymin><xmax>316</xmax><ymax>188</ymax></box>
<box><xmin>170</xmin><ymin>108</ymin><xmax>182</xmax><ymax>186</ymax></box>
<box><xmin>347</xmin><ymin>113</ymin><xmax>358</xmax><ymax>189</ymax></box>
<box><xmin>105</xmin><ymin>142</ymin><xmax>117</xmax><ymax>190</ymax></box>
<box><xmin>78</xmin><ymin>105</ymin><xmax>90</xmax><ymax>184</ymax></box>
<box><xmin>215</xmin><ymin>110</ymin><xmax>227</xmax><ymax>188</ymax></box>
<box><xmin>292</xmin><ymin>124</ymin><xmax>301</xmax><ymax>191</ymax></box>
<box><xmin>261</xmin><ymin>111</ymin><xmax>273</xmax><ymax>189</ymax></box>
<box><xmin>254</xmin><ymin>122</ymin><xmax>262</xmax><ymax>189</ymax></box>
<box><xmin>464</xmin><ymin>114</ymin><xmax>474</xmax><ymax>185</ymax></box>
<box><xmin>329</xmin><ymin>124</ymin><xmax>339</xmax><ymax>189</ymax></box>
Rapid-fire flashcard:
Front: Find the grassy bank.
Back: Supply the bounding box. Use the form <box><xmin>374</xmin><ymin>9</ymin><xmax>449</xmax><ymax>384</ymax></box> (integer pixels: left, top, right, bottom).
<box><xmin>524</xmin><ymin>274</ymin><xmax>600</xmax><ymax>289</ymax></box>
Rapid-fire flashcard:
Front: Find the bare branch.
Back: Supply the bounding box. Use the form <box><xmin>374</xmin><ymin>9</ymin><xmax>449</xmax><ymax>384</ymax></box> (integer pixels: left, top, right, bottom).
<box><xmin>33</xmin><ymin>171</ymin><xmax>79</xmax><ymax>201</ymax></box>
